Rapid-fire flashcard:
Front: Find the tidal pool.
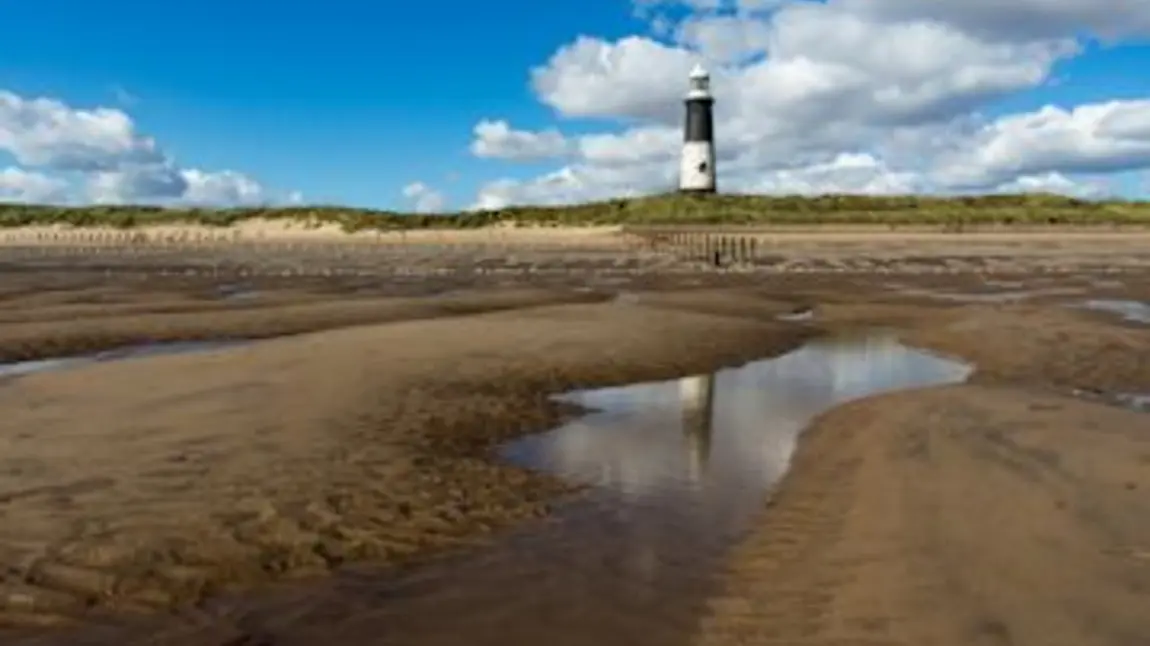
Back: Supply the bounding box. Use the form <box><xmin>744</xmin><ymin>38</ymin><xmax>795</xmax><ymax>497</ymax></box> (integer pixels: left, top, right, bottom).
<box><xmin>894</xmin><ymin>285</ymin><xmax>1085</xmax><ymax>303</ymax></box>
<box><xmin>1080</xmin><ymin>299</ymin><xmax>1150</xmax><ymax>324</ymax></box>
<box><xmin>0</xmin><ymin>341</ymin><xmax>247</xmax><ymax>380</ymax></box>
<box><xmin>258</xmin><ymin>335</ymin><xmax>972</xmax><ymax>646</ymax></box>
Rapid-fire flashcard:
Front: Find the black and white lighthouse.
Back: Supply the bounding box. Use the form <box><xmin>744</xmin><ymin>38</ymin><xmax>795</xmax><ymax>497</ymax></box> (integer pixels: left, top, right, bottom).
<box><xmin>679</xmin><ymin>64</ymin><xmax>716</xmax><ymax>193</ymax></box>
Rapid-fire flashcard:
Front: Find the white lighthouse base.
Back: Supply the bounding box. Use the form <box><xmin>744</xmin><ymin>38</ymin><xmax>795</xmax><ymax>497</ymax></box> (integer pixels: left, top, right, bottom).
<box><xmin>679</xmin><ymin>141</ymin><xmax>716</xmax><ymax>192</ymax></box>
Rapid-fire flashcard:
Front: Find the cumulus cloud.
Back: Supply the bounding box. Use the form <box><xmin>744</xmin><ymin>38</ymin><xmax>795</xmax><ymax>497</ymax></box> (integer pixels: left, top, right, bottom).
<box><xmin>402</xmin><ymin>182</ymin><xmax>447</xmax><ymax>213</ymax></box>
<box><xmin>0</xmin><ymin>91</ymin><xmax>164</xmax><ymax>172</ymax></box>
<box><xmin>673</xmin><ymin>14</ymin><xmax>773</xmax><ymax>64</ymax></box>
<box><xmin>994</xmin><ymin>171</ymin><xmax>1106</xmax><ymax>197</ymax></box>
<box><xmin>530</xmin><ymin>36</ymin><xmax>699</xmax><ymax>122</ymax></box>
<box><xmin>931</xmin><ymin>101</ymin><xmax>1150</xmax><ymax>188</ymax></box>
<box><xmin>86</xmin><ymin>164</ymin><xmax>267</xmax><ymax>206</ymax></box>
<box><xmin>0</xmin><ymin>167</ymin><xmax>68</xmax><ymax>203</ymax></box>
<box><xmin>468</xmin><ymin>0</ymin><xmax>1150</xmax><ymax>208</ymax></box>
<box><xmin>0</xmin><ymin>89</ymin><xmax>283</xmax><ymax>206</ymax></box>
<box><xmin>841</xmin><ymin>0</ymin><xmax>1150</xmax><ymax>42</ymax></box>
<box><xmin>470</xmin><ymin>120</ymin><xmax>570</xmax><ymax>159</ymax></box>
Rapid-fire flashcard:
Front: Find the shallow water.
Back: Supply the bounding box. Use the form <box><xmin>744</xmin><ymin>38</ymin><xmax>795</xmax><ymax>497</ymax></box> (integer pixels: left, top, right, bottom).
<box><xmin>1074</xmin><ymin>388</ymin><xmax>1150</xmax><ymax>413</ymax></box>
<box><xmin>896</xmin><ymin>285</ymin><xmax>1084</xmax><ymax>303</ymax></box>
<box><xmin>237</xmin><ymin>335</ymin><xmax>971</xmax><ymax>646</ymax></box>
<box><xmin>776</xmin><ymin>307</ymin><xmax>814</xmax><ymax>321</ymax></box>
<box><xmin>0</xmin><ymin>340</ymin><xmax>246</xmax><ymax>379</ymax></box>
<box><xmin>217</xmin><ymin>283</ymin><xmax>261</xmax><ymax>300</ymax></box>
<box><xmin>505</xmin><ymin>335</ymin><xmax>971</xmax><ymax>500</ymax></box>
<box><xmin>1081</xmin><ymin>299</ymin><xmax>1150</xmax><ymax>324</ymax></box>
<box><xmin>1116</xmin><ymin>393</ymin><xmax>1150</xmax><ymax>412</ymax></box>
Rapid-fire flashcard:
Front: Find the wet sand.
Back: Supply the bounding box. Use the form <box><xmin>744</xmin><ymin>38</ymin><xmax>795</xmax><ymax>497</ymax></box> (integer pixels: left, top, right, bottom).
<box><xmin>699</xmin><ymin>303</ymin><xmax>1150</xmax><ymax>646</ymax></box>
<box><xmin>0</xmin><ymin>276</ymin><xmax>808</xmax><ymax>636</ymax></box>
<box><xmin>0</xmin><ymin>252</ymin><xmax>1148</xmax><ymax>645</ymax></box>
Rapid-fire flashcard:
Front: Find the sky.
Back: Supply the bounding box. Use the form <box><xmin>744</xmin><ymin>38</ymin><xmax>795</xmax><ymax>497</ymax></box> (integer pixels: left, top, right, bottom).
<box><xmin>3</xmin><ymin>0</ymin><xmax>1150</xmax><ymax>212</ymax></box>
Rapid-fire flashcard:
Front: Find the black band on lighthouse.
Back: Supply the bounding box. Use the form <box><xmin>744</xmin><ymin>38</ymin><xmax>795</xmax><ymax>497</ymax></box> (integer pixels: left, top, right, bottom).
<box><xmin>684</xmin><ymin>98</ymin><xmax>714</xmax><ymax>143</ymax></box>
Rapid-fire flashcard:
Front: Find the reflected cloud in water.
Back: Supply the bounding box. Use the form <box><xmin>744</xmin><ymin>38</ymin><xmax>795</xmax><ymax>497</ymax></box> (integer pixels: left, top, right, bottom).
<box><xmin>1081</xmin><ymin>299</ymin><xmax>1150</xmax><ymax>324</ymax></box>
<box><xmin>503</xmin><ymin>335</ymin><xmax>972</xmax><ymax>507</ymax></box>
<box><xmin>266</xmin><ymin>336</ymin><xmax>972</xmax><ymax>646</ymax></box>
<box><xmin>0</xmin><ymin>341</ymin><xmax>248</xmax><ymax>381</ymax></box>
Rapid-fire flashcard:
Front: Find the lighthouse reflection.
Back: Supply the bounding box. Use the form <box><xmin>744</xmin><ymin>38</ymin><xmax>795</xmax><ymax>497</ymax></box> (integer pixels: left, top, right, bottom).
<box><xmin>329</xmin><ymin>337</ymin><xmax>973</xmax><ymax>646</ymax></box>
<box><xmin>502</xmin><ymin>335</ymin><xmax>972</xmax><ymax>503</ymax></box>
<box><xmin>680</xmin><ymin>373</ymin><xmax>715</xmax><ymax>484</ymax></box>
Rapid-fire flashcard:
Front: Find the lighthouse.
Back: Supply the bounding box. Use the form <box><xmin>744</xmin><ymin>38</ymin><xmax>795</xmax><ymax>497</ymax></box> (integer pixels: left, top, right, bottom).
<box><xmin>679</xmin><ymin>64</ymin><xmax>717</xmax><ymax>193</ymax></box>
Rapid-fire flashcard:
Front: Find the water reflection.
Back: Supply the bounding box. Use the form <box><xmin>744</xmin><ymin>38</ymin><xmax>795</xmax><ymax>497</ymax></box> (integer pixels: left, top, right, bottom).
<box><xmin>680</xmin><ymin>375</ymin><xmax>715</xmax><ymax>484</ymax></box>
<box><xmin>504</xmin><ymin>335</ymin><xmax>971</xmax><ymax>505</ymax></box>
<box><xmin>1081</xmin><ymin>299</ymin><xmax>1150</xmax><ymax>324</ymax></box>
<box><xmin>1119</xmin><ymin>393</ymin><xmax>1150</xmax><ymax>411</ymax></box>
<box><xmin>1074</xmin><ymin>387</ymin><xmax>1150</xmax><ymax>413</ymax></box>
<box><xmin>0</xmin><ymin>341</ymin><xmax>247</xmax><ymax>380</ymax></box>
<box><xmin>894</xmin><ymin>285</ymin><xmax>1084</xmax><ymax>303</ymax></box>
<box><xmin>217</xmin><ymin>283</ymin><xmax>261</xmax><ymax>301</ymax></box>
<box><xmin>263</xmin><ymin>336</ymin><xmax>971</xmax><ymax>646</ymax></box>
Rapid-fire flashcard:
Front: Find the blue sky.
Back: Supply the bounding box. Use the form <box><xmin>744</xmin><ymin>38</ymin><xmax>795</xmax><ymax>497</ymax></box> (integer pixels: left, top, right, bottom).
<box><xmin>4</xmin><ymin>0</ymin><xmax>1150</xmax><ymax>210</ymax></box>
<box><xmin>2</xmin><ymin>0</ymin><xmax>638</xmax><ymax>207</ymax></box>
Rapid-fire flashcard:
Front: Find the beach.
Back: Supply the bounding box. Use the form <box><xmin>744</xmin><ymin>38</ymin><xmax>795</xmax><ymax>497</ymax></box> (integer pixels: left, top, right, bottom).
<box><xmin>0</xmin><ymin>229</ymin><xmax>1147</xmax><ymax>645</ymax></box>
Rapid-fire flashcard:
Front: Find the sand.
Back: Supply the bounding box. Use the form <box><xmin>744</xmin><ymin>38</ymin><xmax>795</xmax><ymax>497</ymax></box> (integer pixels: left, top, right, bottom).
<box><xmin>5</xmin><ymin>223</ymin><xmax>1150</xmax><ymax>278</ymax></box>
<box><xmin>0</xmin><ymin>253</ymin><xmax>1148</xmax><ymax>645</ymax></box>
<box><xmin>0</xmin><ymin>221</ymin><xmax>629</xmax><ymax>248</ymax></box>
<box><xmin>698</xmin><ymin>302</ymin><xmax>1150</xmax><ymax>646</ymax></box>
<box><xmin>0</xmin><ymin>280</ymin><xmax>807</xmax><ymax>635</ymax></box>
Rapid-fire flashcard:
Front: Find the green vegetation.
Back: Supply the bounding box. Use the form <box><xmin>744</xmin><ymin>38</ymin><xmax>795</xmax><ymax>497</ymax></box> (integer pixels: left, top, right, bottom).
<box><xmin>2</xmin><ymin>193</ymin><xmax>1150</xmax><ymax>230</ymax></box>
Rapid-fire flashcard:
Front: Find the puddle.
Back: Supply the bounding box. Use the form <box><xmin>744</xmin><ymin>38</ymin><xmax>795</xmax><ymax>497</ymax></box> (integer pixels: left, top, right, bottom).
<box><xmin>1116</xmin><ymin>393</ymin><xmax>1150</xmax><ymax>412</ymax></box>
<box><xmin>777</xmin><ymin>306</ymin><xmax>814</xmax><ymax>321</ymax></box>
<box><xmin>0</xmin><ymin>357</ymin><xmax>82</xmax><ymax>378</ymax></box>
<box><xmin>895</xmin><ymin>286</ymin><xmax>1084</xmax><ymax>303</ymax></box>
<box><xmin>1080</xmin><ymin>299</ymin><xmax>1150</xmax><ymax>324</ymax></box>
<box><xmin>271</xmin><ymin>335</ymin><xmax>971</xmax><ymax>645</ymax></box>
<box><xmin>507</xmin><ymin>335</ymin><xmax>970</xmax><ymax>500</ymax></box>
<box><xmin>1073</xmin><ymin>387</ymin><xmax>1150</xmax><ymax>412</ymax></box>
<box><xmin>217</xmin><ymin>283</ymin><xmax>261</xmax><ymax>301</ymax></box>
<box><xmin>983</xmin><ymin>279</ymin><xmax>1026</xmax><ymax>289</ymax></box>
<box><xmin>612</xmin><ymin>291</ymin><xmax>641</xmax><ymax>305</ymax></box>
<box><xmin>0</xmin><ymin>341</ymin><xmax>247</xmax><ymax>380</ymax></box>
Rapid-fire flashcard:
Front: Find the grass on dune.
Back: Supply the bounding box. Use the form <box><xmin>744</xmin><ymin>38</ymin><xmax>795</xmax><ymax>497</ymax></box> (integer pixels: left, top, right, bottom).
<box><xmin>2</xmin><ymin>193</ymin><xmax>1150</xmax><ymax>230</ymax></box>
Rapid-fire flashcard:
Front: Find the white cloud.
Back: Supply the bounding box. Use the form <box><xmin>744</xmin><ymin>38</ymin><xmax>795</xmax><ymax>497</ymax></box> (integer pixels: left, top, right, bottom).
<box><xmin>472</xmin><ymin>161</ymin><xmax>677</xmax><ymax>211</ymax></box>
<box><xmin>468</xmin><ymin>0</ymin><xmax>1150</xmax><ymax>207</ymax></box>
<box><xmin>994</xmin><ymin>171</ymin><xmax>1105</xmax><ymax>197</ymax></box>
<box><xmin>470</xmin><ymin>120</ymin><xmax>570</xmax><ymax>159</ymax></box>
<box><xmin>530</xmin><ymin>36</ymin><xmax>699</xmax><ymax>122</ymax></box>
<box><xmin>578</xmin><ymin>126</ymin><xmax>681</xmax><ymax>166</ymax></box>
<box><xmin>733</xmin><ymin>153</ymin><xmax>925</xmax><ymax>195</ymax></box>
<box><xmin>0</xmin><ymin>167</ymin><xmax>68</xmax><ymax>203</ymax></box>
<box><xmin>87</xmin><ymin>164</ymin><xmax>187</xmax><ymax>204</ymax></box>
<box><xmin>85</xmin><ymin>165</ymin><xmax>267</xmax><ymax>206</ymax></box>
<box><xmin>402</xmin><ymin>182</ymin><xmax>447</xmax><ymax>213</ymax></box>
<box><xmin>181</xmin><ymin>169</ymin><xmax>265</xmax><ymax>206</ymax></box>
<box><xmin>840</xmin><ymin>0</ymin><xmax>1150</xmax><ymax>41</ymax></box>
<box><xmin>0</xmin><ymin>89</ymin><xmax>288</xmax><ymax>207</ymax></box>
<box><xmin>673</xmin><ymin>14</ymin><xmax>773</xmax><ymax>64</ymax></box>
<box><xmin>932</xmin><ymin>100</ymin><xmax>1150</xmax><ymax>188</ymax></box>
<box><xmin>0</xmin><ymin>91</ymin><xmax>163</xmax><ymax>172</ymax></box>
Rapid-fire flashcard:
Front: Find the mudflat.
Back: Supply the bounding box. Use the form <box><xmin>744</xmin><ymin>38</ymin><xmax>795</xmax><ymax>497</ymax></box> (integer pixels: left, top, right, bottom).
<box><xmin>0</xmin><ymin>254</ymin><xmax>1148</xmax><ymax>645</ymax></box>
